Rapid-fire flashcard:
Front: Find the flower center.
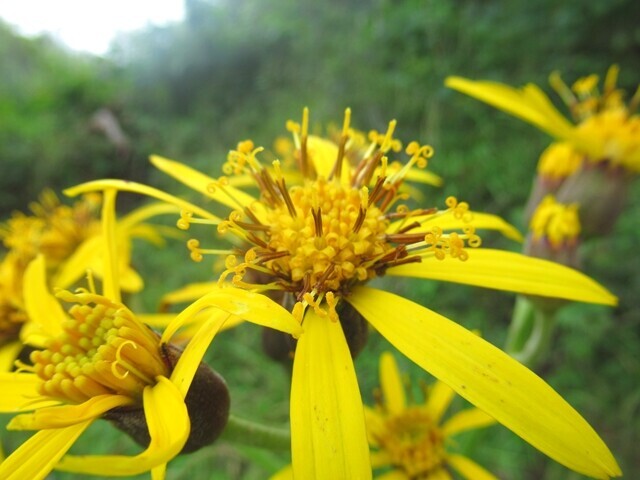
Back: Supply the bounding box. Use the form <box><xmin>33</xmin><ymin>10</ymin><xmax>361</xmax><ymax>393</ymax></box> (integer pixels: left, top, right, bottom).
<box><xmin>179</xmin><ymin>109</ymin><xmax>480</xmax><ymax>322</ymax></box>
<box><xmin>264</xmin><ymin>178</ymin><xmax>391</xmax><ymax>290</ymax></box>
<box><xmin>529</xmin><ymin>195</ymin><xmax>581</xmax><ymax>248</ymax></box>
<box><xmin>29</xmin><ymin>291</ymin><xmax>168</xmax><ymax>404</ymax></box>
<box><xmin>375</xmin><ymin>407</ymin><xmax>445</xmax><ymax>478</ymax></box>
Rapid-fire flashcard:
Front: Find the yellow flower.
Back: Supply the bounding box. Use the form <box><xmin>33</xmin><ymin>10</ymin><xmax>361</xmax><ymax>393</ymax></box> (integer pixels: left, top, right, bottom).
<box><xmin>0</xmin><ymin>252</ymin><xmax>26</xmax><ymax>369</ymax></box>
<box><xmin>446</xmin><ymin>65</ymin><xmax>640</xmax><ymax>173</ymax></box>
<box><xmin>0</xmin><ymin>189</ymin><xmax>301</xmax><ymax>480</ymax></box>
<box><xmin>0</xmin><ymin>190</ymin><xmax>181</xmax><ymax>370</ymax></box>
<box><xmin>529</xmin><ymin>195</ymin><xmax>581</xmax><ymax>250</ymax></box>
<box><xmin>66</xmin><ymin>108</ymin><xmax>619</xmax><ymax>479</ymax></box>
<box><xmin>366</xmin><ymin>352</ymin><xmax>496</xmax><ymax>480</ymax></box>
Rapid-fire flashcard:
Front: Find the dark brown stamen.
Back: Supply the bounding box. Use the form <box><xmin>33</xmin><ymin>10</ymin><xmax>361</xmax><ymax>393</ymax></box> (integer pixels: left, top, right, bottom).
<box><xmin>385</xmin><ymin>232</ymin><xmax>426</xmax><ymax>244</ymax></box>
<box><xmin>312</xmin><ymin>208</ymin><xmax>323</xmax><ymax>237</ymax></box>
<box><xmin>329</xmin><ymin>134</ymin><xmax>348</xmax><ymax>181</ymax></box>
<box><xmin>353</xmin><ymin>207</ymin><xmax>367</xmax><ymax>234</ymax></box>
<box><xmin>276</xmin><ymin>178</ymin><xmax>297</xmax><ymax>218</ymax></box>
<box><xmin>396</xmin><ymin>221</ymin><xmax>421</xmax><ymax>234</ymax></box>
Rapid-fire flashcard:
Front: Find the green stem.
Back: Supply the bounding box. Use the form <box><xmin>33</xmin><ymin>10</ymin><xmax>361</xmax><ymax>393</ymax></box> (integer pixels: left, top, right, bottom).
<box><xmin>220</xmin><ymin>414</ymin><xmax>291</xmax><ymax>451</ymax></box>
<box><xmin>506</xmin><ymin>296</ymin><xmax>556</xmax><ymax>368</ymax></box>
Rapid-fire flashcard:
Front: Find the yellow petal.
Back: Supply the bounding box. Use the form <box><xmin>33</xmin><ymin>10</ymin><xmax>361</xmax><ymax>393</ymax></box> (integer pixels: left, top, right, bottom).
<box><xmin>21</xmin><ymin>255</ymin><xmax>65</xmax><ymax>344</ymax></box>
<box><xmin>387</xmin><ymin>212</ymin><xmax>523</xmax><ymax>242</ymax></box>
<box><xmin>151</xmin><ymin>464</ymin><xmax>167</xmax><ymax>480</ymax></box>
<box><xmin>403</xmin><ymin>167</ymin><xmax>443</xmax><ymax>187</ymax></box>
<box><xmin>100</xmin><ymin>188</ymin><xmax>120</xmax><ymax>301</ymax></box>
<box><xmin>55</xmin><ymin>376</ymin><xmax>189</xmax><ymax>476</ymax></box>
<box><xmin>8</xmin><ymin>394</ymin><xmax>133</xmax><ymax>430</ymax></box>
<box><xmin>160</xmin><ymin>282</ymin><xmax>218</xmax><ymax>307</ymax></box>
<box><xmin>307</xmin><ymin>135</ymin><xmax>339</xmax><ymax>179</ymax></box>
<box><xmin>270</xmin><ymin>464</ymin><xmax>293</xmax><ymax>480</ymax></box>
<box><xmin>348</xmin><ymin>287</ymin><xmax>621</xmax><ymax>479</ymax></box>
<box><xmin>52</xmin><ymin>236</ymin><xmax>102</xmax><ymax>289</ymax></box>
<box><xmin>63</xmin><ymin>179</ymin><xmax>219</xmax><ymax>222</ymax></box>
<box><xmin>445</xmin><ymin>76</ymin><xmax>575</xmax><ymax>140</ymax></box>
<box><xmin>370</xmin><ymin>450</ymin><xmax>392</xmax><ymax>469</ymax></box>
<box><xmin>0</xmin><ymin>420</ymin><xmax>92</xmax><ymax>480</ymax></box>
<box><xmin>0</xmin><ymin>341</ymin><xmax>23</xmax><ymax>372</ymax></box>
<box><xmin>169</xmin><ymin>316</ymin><xmax>228</xmax><ymax>398</ymax></box>
<box><xmin>149</xmin><ymin>155</ymin><xmax>258</xmax><ymax>210</ymax></box>
<box><xmin>442</xmin><ymin>408</ymin><xmax>496</xmax><ymax>437</ymax></box>
<box><xmin>446</xmin><ymin>454</ymin><xmax>497</xmax><ymax>480</ymax></box>
<box><xmin>375</xmin><ymin>470</ymin><xmax>410</xmax><ymax>480</ymax></box>
<box><xmin>387</xmin><ymin>249</ymin><xmax>617</xmax><ymax>306</ymax></box>
<box><xmin>424</xmin><ymin>381</ymin><xmax>455</xmax><ymax>424</ymax></box>
<box><xmin>290</xmin><ymin>310</ymin><xmax>371</xmax><ymax>479</ymax></box>
<box><xmin>117</xmin><ymin>202</ymin><xmax>181</xmax><ymax>231</ymax></box>
<box><xmin>0</xmin><ymin>372</ymin><xmax>58</xmax><ymax>412</ymax></box>
<box><xmin>115</xmin><ymin>264</ymin><xmax>144</xmax><ymax>292</ymax></box>
<box><xmin>379</xmin><ymin>352</ymin><xmax>406</xmax><ymax>415</ymax></box>
<box><xmin>161</xmin><ymin>288</ymin><xmax>302</xmax><ymax>344</ymax></box>
<box><xmin>363</xmin><ymin>405</ymin><xmax>385</xmax><ymax>446</ymax></box>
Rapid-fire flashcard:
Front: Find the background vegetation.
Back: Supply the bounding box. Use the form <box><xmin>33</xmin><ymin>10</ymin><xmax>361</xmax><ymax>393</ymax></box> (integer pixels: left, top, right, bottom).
<box><xmin>1</xmin><ymin>0</ymin><xmax>639</xmax><ymax>478</ymax></box>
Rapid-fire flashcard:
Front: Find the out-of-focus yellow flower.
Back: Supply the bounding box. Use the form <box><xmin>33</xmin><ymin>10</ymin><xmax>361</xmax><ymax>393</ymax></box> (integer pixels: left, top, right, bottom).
<box><xmin>0</xmin><ymin>190</ymin><xmax>301</xmax><ymax>480</ymax></box>
<box><xmin>366</xmin><ymin>352</ymin><xmax>496</xmax><ymax>479</ymax></box>
<box><xmin>529</xmin><ymin>195</ymin><xmax>581</xmax><ymax>249</ymax></box>
<box><xmin>0</xmin><ymin>191</ymin><xmax>181</xmax><ymax>371</ymax></box>
<box><xmin>446</xmin><ymin>65</ymin><xmax>640</xmax><ymax>173</ymax></box>
<box><xmin>66</xmin><ymin>108</ymin><xmax>620</xmax><ymax>480</ymax></box>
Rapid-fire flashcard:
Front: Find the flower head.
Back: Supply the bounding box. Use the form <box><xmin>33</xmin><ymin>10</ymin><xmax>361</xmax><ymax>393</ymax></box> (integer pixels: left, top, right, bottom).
<box><xmin>446</xmin><ymin>65</ymin><xmax>640</xmax><ymax>173</ymax></box>
<box><xmin>367</xmin><ymin>352</ymin><xmax>496</xmax><ymax>479</ymax></box>
<box><xmin>66</xmin><ymin>108</ymin><xmax>619</xmax><ymax>479</ymax></box>
<box><xmin>0</xmin><ymin>189</ymin><xmax>300</xmax><ymax>480</ymax></box>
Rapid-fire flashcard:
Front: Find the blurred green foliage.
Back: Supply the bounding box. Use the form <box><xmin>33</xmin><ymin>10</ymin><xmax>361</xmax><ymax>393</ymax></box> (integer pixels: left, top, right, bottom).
<box><xmin>1</xmin><ymin>0</ymin><xmax>639</xmax><ymax>478</ymax></box>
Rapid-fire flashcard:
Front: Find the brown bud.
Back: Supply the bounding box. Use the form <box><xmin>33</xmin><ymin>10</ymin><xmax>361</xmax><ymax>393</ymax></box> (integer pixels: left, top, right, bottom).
<box><xmin>555</xmin><ymin>163</ymin><xmax>632</xmax><ymax>237</ymax></box>
<box><xmin>104</xmin><ymin>342</ymin><xmax>230</xmax><ymax>454</ymax></box>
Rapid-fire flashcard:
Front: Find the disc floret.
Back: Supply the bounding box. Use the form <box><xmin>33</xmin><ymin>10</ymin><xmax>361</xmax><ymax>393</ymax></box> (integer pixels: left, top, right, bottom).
<box><xmin>179</xmin><ymin>109</ymin><xmax>480</xmax><ymax>323</ymax></box>
<box><xmin>28</xmin><ymin>290</ymin><xmax>168</xmax><ymax>404</ymax></box>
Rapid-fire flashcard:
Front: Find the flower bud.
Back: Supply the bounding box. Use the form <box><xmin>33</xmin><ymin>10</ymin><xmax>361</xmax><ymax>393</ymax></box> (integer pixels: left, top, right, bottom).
<box><xmin>105</xmin><ymin>342</ymin><xmax>230</xmax><ymax>454</ymax></box>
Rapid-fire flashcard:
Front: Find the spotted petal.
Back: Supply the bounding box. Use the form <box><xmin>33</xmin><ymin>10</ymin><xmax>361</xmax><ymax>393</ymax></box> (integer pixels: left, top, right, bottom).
<box><xmin>348</xmin><ymin>287</ymin><xmax>621</xmax><ymax>479</ymax></box>
<box><xmin>55</xmin><ymin>376</ymin><xmax>189</xmax><ymax>476</ymax></box>
<box><xmin>387</xmin><ymin>249</ymin><xmax>617</xmax><ymax>306</ymax></box>
<box><xmin>290</xmin><ymin>310</ymin><xmax>371</xmax><ymax>479</ymax></box>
